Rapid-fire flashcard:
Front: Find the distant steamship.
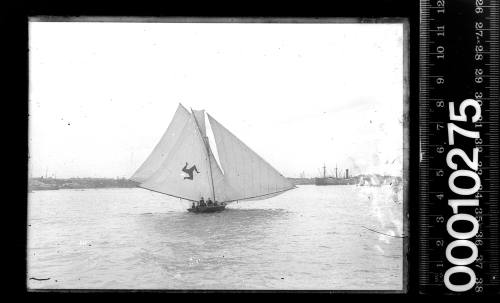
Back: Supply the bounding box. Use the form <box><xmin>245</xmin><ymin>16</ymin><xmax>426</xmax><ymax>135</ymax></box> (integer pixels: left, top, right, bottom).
<box><xmin>314</xmin><ymin>164</ymin><xmax>357</xmax><ymax>186</ymax></box>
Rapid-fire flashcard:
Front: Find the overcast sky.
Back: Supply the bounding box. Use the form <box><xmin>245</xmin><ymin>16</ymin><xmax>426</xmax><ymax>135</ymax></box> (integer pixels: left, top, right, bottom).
<box><xmin>29</xmin><ymin>21</ymin><xmax>404</xmax><ymax>179</ymax></box>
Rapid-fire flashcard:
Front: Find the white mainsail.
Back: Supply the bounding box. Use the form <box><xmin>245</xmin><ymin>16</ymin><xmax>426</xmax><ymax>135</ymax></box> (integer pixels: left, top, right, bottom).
<box><xmin>132</xmin><ymin>104</ymin><xmax>294</xmax><ymax>204</ymax></box>
<box><xmin>139</xmin><ymin>113</ymin><xmax>214</xmax><ymax>202</ymax></box>
<box><xmin>130</xmin><ymin>103</ymin><xmax>190</xmax><ymax>183</ymax></box>
<box><xmin>207</xmin><ymin>114</ymin><xmax>295</xmax><ymax>202</ymax></box>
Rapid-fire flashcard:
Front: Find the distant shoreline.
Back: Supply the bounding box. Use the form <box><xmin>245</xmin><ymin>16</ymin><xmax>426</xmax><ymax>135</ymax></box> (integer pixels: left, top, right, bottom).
<box><xmin>28</xmin><ymin>175</ymin><xmax>402</xmax><ymax>191</ymax></box>
<box><xmin>28</xmin><ymin>177</ymin><xmax>140</xmax><ymax>191</ymax></box>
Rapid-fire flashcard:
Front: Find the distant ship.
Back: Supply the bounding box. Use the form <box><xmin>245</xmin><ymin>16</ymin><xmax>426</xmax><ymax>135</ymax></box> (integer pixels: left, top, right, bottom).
<box><xmin>130</xmin><ymin>103</ymin><xmax>295</xmax><ymax>213</ymax></box>
<box><xmin>314</xmin><ymin>164</ymin><xmax>356</xmax><ymax>186</ymax></box>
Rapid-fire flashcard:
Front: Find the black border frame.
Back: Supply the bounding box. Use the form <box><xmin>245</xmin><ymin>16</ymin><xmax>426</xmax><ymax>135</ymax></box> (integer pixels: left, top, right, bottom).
<box><xmin>8</xmin><ymin>0</ymin><xmax>421</xmax><ymax>298</ymax></box>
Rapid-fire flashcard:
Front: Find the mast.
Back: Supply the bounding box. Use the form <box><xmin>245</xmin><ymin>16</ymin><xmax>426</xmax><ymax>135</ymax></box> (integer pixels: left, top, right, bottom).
<box><xmin>207</xmin><ymin>113</ymin><xmax>295</xmax><ymax>202</ymax></box>
<box><xmin>323</xmin><ymin>164</ymin><xmax>326</xmax><ymax>178</ymax></box>
<box><xmin>191</xmin><ymin>109</ymin><xmax>216</xmax><ymax>201</ymax></box>
<box><xmin>205</xmin><ymin>136</ymin><xmax>217</xmax><ymax>202</ymax></box>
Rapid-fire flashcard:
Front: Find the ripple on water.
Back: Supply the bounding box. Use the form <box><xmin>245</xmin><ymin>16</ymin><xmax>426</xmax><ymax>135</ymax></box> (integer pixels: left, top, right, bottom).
<box><xmin>28</xmin><ymin>186</ymin><xmax>404</xmax><ymax>290</ymax></box>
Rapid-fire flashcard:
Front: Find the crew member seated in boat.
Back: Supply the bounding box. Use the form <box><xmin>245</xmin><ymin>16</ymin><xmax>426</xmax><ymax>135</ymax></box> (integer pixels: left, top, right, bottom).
<box><xmin>191</xmin><ymin>201</ymin><xmax>196</xmax><ymax>209</ymax></box>
<box><xmin>207</xmin><ymin>198</ymin><xmax>213</xmax><ymax>206</ymax></box>
<box><xmin>199</xmin><ymin>197</ymin><xmax>205</xmax><ymax>207</ymax></box>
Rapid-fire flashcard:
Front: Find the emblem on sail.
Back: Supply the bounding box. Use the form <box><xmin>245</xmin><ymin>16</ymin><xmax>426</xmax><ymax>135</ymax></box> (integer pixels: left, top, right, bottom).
<box><xmin>130</xmin><ymin>103</ymin><xmax>295</xmax><ymax>203</ymax></box>
<box><xmin>182</xmin><ymin>162</ymin><xmax>199</xmax><ymax>180</ymax></box>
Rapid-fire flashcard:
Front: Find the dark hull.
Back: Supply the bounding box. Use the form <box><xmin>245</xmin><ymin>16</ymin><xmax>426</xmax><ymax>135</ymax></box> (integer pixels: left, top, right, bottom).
<box><xmin>314</xmin><ymin>177</ymin><xmax>356</xmax><ymax>185</ymax></box>
<box><xmin>188</xmin><ymin>205</ymin><xmax>226</xmax><ymax>213</ymax></box>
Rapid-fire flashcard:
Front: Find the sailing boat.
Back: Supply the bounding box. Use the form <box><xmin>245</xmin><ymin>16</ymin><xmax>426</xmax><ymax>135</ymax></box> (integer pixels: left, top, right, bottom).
<box><xmin>130</xmin><ymin>103</ymin><xmax>295</xmax><ymax>213</ymax></box>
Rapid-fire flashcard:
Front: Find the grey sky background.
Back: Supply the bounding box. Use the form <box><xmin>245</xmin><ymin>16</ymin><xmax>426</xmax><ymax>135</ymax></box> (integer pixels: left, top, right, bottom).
<box><xmin>29</xmin><ymin>22</ymin><xmax>404</xmax><ymax>179</ymax></box>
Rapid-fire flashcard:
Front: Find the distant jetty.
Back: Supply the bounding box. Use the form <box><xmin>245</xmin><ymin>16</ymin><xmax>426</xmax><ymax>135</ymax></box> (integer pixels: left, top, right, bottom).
<box><xmin>287</xmin><ymin>177</ymin><xmax>316</xmax><ymax>185</ymax></box>
<box><xmin>290</xmin><ymin>175</ymin><xmax>402</xmax><ymax>187</ymax></box>
<box><xmin>314</xmin><ymin>174</ymin><xmax>402</xmax><ymax>186</ymax></box>
<box><xmin>28</xmin><ymin>175</ymin><xmax>402</xmax><ymax>191</ymax></box>
<box><xmin>29</xmin><ymin>177</ymin><xmax>310</xmax><ymax>191</ymax></box>
<box><xmin>311</xmin><ymin>164</ymin><xmax>402</xmax><ymax>186</ymax></box>
<box><xmin>28</xmin><ymin>177</ymin><xmax>139</xmax><ymax>191</ymax></box>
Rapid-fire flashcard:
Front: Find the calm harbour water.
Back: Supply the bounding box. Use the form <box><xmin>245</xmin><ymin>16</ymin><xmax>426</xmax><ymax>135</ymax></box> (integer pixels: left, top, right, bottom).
<box><xmin>27</xmin><ymin>185</ymin><xmax>404</xmax><ymax>290</ymax></box>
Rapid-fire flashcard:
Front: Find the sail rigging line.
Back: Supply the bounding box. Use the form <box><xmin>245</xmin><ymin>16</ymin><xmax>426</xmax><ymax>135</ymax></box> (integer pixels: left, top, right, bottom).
<box><xmin>137</xmin><ymin>185</ymin><xmax>199</xmax><ymax>202</ymax></box>
<box><xmin>191</xmin><ymin>109</ymin><xmax>216</xmax><ymax>202</ymax></box>
<box><xmin>206</xmin><ymin>136</ymin><xmax>217</xmax><ymax>202</ymax></box>
<box><xmin>221</xmin><ymin>186</ymin><xmax>297</xmax><ymax>203</ymax></box>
